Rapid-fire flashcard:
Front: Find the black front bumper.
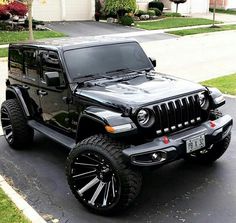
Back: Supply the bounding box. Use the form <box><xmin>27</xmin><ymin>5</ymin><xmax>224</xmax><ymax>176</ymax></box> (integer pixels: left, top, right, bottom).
<box><xmin>122</xmin><ymin>115</ymin><xmax>233</xmax><ymax>167</ymax></box>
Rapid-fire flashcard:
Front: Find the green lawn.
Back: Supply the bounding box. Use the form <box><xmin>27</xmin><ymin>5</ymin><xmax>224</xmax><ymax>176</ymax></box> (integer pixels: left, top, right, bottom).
<box><xmin>168</xmin><ymin>24</ymin><xmax>236</xmax><ymax>36</ymax></box>
<box><xmin>0</xmin><ymin>48</ymin><xmax>8</xmax><ymax>58</ymax></box>
<box><xmin>201</xmin><ymin>74</ymin><xmax>236</xmax><ymax>95</ymax></box>
<box><xmin>0</xmin><ymin>31</ymin><xmax>65</xmax><ymax>45</ymax></box>
<box><xmin>0</xmin><ymin>188</ymin><xmax>30</xmax><ymax>223</ymax></box>
<box><xmin>136</xmin><ymin>18</ymin><xmax>218</xmax><ymax>30</ymax></box>
<box><xmin>210</xmin><ymin>8</ymin><xmax>236</xmax><ymax>15</ymax></box>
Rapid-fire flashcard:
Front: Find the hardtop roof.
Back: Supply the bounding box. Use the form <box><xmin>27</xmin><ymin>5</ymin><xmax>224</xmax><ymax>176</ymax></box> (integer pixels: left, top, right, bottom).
<box><xmin>9</xmin><ymin>37</ymin><xmax>138</xmax><ymax>51</ymax></box>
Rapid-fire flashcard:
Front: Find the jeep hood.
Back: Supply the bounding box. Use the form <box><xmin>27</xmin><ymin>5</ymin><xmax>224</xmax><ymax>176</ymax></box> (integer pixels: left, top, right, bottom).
<box><xmin>75</xmin><ymin>74</ymin><xmax>206</xmax><ymax>112</ymax></box>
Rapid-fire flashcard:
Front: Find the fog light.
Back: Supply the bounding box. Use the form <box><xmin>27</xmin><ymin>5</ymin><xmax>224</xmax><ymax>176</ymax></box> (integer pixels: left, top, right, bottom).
<box><xmin>152</xmin><ymin>153</ymin><xmax>160</xmax><ymax>161</ymax></box>
<box><xmin>151</xmin><ymin>152</ymin><xmax>167</xmax><ymax>162</ymax></box>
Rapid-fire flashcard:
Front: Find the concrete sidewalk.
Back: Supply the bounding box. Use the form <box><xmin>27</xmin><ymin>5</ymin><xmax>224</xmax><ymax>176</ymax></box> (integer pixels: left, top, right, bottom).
<box><xmin>191</xmin><ymin>12</ymin><xmax>236</xmax><ymax>23</ymax></box>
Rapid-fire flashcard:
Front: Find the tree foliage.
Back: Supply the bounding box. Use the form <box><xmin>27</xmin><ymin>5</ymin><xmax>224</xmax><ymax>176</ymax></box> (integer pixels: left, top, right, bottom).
<box><xmin>8</xmin><ymin>1</ymin><xmax>28</xmax><ymax>16</ymax></box>
<box><xmin>169</xmin><ymin>0</ymin><xmax>187</xmax><ymax>13</ymax></box>
<box><xmin>104</xmin><ymin>0</ymin><xmax>136</xmax><ymax>15</ymax></box>
<box><xmin>0</xmin><ymin>4</ymin><xmax>8</xmax><ymax>16</ymax></box>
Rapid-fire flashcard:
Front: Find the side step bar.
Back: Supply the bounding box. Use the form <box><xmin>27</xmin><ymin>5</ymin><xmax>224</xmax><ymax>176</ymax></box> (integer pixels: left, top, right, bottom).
<box><xmin>28</xmin><ymin>120</ymin><xmax>76</xmax><ymax>150</ymax></box>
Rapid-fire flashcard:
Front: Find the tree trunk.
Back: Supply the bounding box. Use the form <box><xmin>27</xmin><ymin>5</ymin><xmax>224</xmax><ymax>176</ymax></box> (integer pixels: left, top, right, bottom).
<box><xmin>176</xmin><ymin>3</ymin><xmax>179</xmax><ymax>13</ymax></box>
<box><xmin>212</xmin><ymin>0</ymin><xmax>216</xmax><ymax>26</ymax></box>
<box><xmin>27</xmin><ymin>0</ymin><xmax>34</xmax><ymax>41</ymax></box>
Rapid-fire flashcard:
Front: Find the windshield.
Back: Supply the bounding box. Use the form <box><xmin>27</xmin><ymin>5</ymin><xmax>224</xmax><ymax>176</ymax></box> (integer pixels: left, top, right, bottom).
<box><xmin>64</xmin><ymin>42</ymin><xmax>152</xmax><ymax>80</ymax></box>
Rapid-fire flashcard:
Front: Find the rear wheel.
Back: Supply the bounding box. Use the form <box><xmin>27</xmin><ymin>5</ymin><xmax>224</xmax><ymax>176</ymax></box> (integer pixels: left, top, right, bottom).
<box><xmin>66</xmin><ymin>134</ymin><xmax>142</xmax><ymax>215</ymax></box>
<box><xmin>1</xmin><ymin>99</ymin><xmax>34</xmax><ymax>149</ymax></box>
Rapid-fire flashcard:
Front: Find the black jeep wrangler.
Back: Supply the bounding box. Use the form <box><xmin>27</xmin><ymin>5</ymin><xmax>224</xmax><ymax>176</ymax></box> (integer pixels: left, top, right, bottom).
<box><xmin>1</xmin><ymin>38</ymin><xmax>233</xmax><ymax>214</ymax></box>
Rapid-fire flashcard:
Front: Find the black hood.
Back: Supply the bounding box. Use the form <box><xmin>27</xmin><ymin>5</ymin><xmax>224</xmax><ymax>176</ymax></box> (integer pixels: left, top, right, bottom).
<box><xmin>75</xmin><ymin>74</ymin><xmax>206</xmax><ymax>113</ymax></box>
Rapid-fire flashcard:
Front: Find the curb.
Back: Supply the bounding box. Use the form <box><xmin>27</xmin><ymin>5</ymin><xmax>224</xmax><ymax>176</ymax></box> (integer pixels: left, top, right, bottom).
<box><xmin>0</xmin><ymin>175</ymin><xmax>47</xmax><ymax>223</ymax></box>
<box><xmin>223</xmin><ymin>94</ymin><xmax>236</xmax><ymax>99</ymax></box>
<box><xmin>0</xmin><ymin>57</ymin><xmax>8</xmax><ymax>62</ymax></box>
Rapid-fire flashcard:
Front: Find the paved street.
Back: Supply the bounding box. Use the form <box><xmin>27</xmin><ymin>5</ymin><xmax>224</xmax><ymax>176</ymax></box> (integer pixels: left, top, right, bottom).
<box><xmin>0</xmin><ymin>97</ymin><xmax>235</xmax><ymax>223</ymax></box>
<box><xmin>142</xmin><ymin>30</ymin><xmax>236</xmax><ymax>82</ymax></box>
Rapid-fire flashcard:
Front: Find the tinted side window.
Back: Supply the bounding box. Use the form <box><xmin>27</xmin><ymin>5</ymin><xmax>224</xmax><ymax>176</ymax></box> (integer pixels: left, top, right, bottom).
<box><xmin>41</xmin><ymin>51</ymin><xmax>65</xmax><ymax>85</ymax></box>
<box><xmin>9</xmin><ymin>48</ymin><xmax>23</xmax><ymax>75</ymax></box>
<box><xmin>23</xmin><ymin>49</ymin><xmax>38</xmax><ymax>80</ymax></box>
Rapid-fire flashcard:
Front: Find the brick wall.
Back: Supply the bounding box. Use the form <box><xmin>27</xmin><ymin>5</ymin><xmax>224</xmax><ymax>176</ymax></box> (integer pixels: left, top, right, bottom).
<box><xmin>210</xmin><ymin>0</ymin><xmax>227</xmax><ymax>9</ymax></box>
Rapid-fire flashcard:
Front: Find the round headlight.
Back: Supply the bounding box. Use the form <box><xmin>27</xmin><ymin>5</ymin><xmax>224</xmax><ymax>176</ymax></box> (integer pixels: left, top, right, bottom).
<box><xmin>198</xmin><ymin>92</ymin><xmax>209</xmax><ymax>109</ymax></box>
<box><xmin>137</xmin><ymin>109</ymin><xmax>155</xmax><ymax>128</ymax></box>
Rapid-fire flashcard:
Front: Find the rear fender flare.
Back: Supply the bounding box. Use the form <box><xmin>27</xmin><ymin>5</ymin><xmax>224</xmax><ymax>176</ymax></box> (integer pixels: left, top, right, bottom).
<box><xmin>5</xmin><ymin>86</ymin><xmax>30</xmax><ymax>118</ymax></box>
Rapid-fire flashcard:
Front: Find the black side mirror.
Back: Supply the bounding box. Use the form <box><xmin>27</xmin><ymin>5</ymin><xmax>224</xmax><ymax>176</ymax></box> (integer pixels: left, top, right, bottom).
<box><xmin>149</xmin><ymin>57</ymin><xmax>156</xmax><ymax>68</ymax></box>
<box><xmin>45</xmin><ymin>72</ymin><xmax>60</xmax><ymax>87</ymax></box>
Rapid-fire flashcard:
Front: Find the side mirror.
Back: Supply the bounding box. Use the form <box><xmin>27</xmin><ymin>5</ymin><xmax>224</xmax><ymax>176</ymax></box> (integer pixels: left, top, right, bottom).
<box><xmin>149</xmin><ymin>57</ymin><xmax>156</xmax><ymax>68</ymax></box>
<box><xmin>45</xmin><ymin>72</ymin><xmax>60</xmax><ymax>87</ymax></box>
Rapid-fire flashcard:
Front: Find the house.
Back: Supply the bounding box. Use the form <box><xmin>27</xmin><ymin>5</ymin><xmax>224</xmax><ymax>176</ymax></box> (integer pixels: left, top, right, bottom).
<box><xmin>137</xmin><ymin>0</ymin><xmax>210</xmax><ymax>14</ymax></box>
<box><xmin>32</xmin><ymin>0</ymin><xmax>95</xmax><ymax>21</ymax></box>
<box><xmin>32</xmin><ymin>0</ymin><xmax>211</xmax><ymax>22</ymax></box>
<box><xmin>210</xmin><ymin>0</ymin><xmax>236</xmax><ymax>10</ymax></box>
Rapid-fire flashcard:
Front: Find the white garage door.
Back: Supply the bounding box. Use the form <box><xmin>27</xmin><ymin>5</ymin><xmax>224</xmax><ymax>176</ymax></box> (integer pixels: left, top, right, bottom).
<box><xmin>65</xmin><ymin>0</ymin><xmax>92</xmax><ymax>21</ymax></box>
<box><xmin>191</xmin><ymin>0</ymin><xmax>209</xmax><ymax>14</ymax></box>
<box><xmin>33</xmin><ymin>0</ymin><xmax>62</xmax><ymax>21</ymax></box>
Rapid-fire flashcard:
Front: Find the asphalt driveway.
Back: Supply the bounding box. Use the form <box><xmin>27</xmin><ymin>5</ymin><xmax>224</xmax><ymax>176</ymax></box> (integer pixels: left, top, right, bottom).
<box><xmin>0</xmin><ymin>97</ymin><xmax>235</xmax><ymax>223</ymax></box>
<box><xmin>46</xmin><ymin>21</ymin><xmax>174</xmax><ymax>42</ymax></box>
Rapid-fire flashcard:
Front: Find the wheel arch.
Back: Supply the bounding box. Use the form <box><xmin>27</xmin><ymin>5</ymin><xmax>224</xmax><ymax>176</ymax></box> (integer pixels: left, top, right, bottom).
<box><xmin>5</xmin><ymin>86</ymin><xmax>31</xmax><ymax>118</ymax></box>
<box><xmin>76</xmin><ymin>115</ymin><xmax>106</xmax><ymax>142</ymax></box>
<box><xmin>76</xmin><ymin>106</ymin><xmax>137</xmax><ymax>142</ymax></box>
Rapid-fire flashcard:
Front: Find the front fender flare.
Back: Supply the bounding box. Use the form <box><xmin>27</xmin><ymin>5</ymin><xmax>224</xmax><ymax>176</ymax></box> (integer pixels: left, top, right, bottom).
<box><xmin>76</xmin><ymin>106</ymin><xmax>137</xmax><ymax>140</ymax></box>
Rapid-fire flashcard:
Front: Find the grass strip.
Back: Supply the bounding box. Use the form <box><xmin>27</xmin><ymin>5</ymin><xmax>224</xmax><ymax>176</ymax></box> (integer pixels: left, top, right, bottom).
<box><xmin>168</xmin><ymin>24</ymin><xmax>236</xmax><ymax>36</ymax></box>
<box><xmin>0</xmin><ymin>188</ymin><xmax>30</xmax><ymax>223</ymax></box>
<box><xmin>0</xmin><ymin>30</ymin><xmax>65</xmax><ymax>45</ymax></box>
<box><xmin>201</xmin><ymin>74</ymin><xmax>236</xmax><ymax>95</ymax></box>
<box><xmin>136</xmin><ymin>17</ymin><xmax>219</xmax><ymax>30</ymax></box>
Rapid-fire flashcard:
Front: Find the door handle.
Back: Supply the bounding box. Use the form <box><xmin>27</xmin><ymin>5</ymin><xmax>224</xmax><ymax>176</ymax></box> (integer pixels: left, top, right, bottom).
<box><xmin>37</xmin><ymin>90</ymin><xmax>48</xmax><ymax>96</ymax></box>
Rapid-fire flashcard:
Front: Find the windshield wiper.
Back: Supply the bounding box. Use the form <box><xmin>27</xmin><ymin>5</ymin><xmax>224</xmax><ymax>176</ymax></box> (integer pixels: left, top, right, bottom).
<box><xmin>73</xmin><ymin>73</ymin><xmax>113</xmax><ymax>84</ymax></box>
<box><xmin>106</xmin><ymin>68</ymin><xmax>142</xmax><ymax>74</ymax></box>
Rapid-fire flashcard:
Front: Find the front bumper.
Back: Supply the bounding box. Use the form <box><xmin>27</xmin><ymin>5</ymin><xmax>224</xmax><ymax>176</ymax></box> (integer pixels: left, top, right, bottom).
<box><xmin>122</xmin><ymin>115</ymin><xmax>233</xmax><ymax>167</ymax></box>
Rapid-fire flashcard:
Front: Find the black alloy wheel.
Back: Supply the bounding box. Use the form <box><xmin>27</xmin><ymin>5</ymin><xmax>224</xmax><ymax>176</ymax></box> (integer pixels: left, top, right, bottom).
<box><xmin>66</xmin><ymin>134</ymin><xmax>142</xmax><ymax>214</ymax></box>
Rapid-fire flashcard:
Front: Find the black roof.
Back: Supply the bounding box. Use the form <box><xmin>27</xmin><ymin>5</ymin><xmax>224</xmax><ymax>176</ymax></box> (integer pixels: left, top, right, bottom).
<box><xmin>9</xmin><ymin>37</ymin><xmax>138</xmax><ymax>51</ymax></box>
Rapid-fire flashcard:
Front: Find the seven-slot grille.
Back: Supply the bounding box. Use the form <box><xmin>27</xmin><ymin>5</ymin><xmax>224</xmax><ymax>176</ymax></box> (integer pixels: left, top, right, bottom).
<box><xmin>153</xmin><ymin>94</ymin><xmax>203</xmax><ymax>135</ymax></box>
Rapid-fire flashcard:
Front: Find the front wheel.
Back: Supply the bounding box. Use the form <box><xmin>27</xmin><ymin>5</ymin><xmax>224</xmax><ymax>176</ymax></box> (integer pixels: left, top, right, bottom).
<box><xmin>185</xmin><ymin>133</ymin><xmax>231</xmax><ymax>164</ymax></box>
<box><xmin>66</xmin><ymin>134</ymin><xmax>142</xmax><ymax>215</ymax></box>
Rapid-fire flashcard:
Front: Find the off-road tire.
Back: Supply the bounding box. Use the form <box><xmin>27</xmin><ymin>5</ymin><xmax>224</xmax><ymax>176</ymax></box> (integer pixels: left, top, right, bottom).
<box><xmin>66</xmin><ymin>134</ymin><xmax>142</xmax><ymax>215</ymax></box>
<box><xmin>185</xmin><ymin>110</ymin><xmax>231</xmax><ymax>164</ymax></box>
<box><xmin>1</xmin><ymin>99</ymin><xmax>34</xmax><ymax>149</ymax></box>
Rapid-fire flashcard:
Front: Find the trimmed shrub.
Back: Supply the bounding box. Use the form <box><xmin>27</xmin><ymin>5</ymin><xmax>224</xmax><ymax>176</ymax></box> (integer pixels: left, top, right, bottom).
<box><xmin>149</xmin><ymin>7</ymin><xmax>162</xmax><ymax>16</ymax></box>
<box><xmin>147</xmin><ymin>10</ymin><xmax>155</xmax><ymax>17</ymax></box>
<box><xmin>104</xmin><ymin>0</ymin><xmax>136</xmax><ymax>17</ymax></box>
<box><xmin>0</xmin><ymin>4</ymin><xmax>10</xmax><ymax>20</ymax></box>
<box><xmin>106</xmin><ymin>11</ymin><xmax>117</xmax><ymax>18</ymax></box>
<box><xmin>135</xmin><ymin>9</ymin><xmax>146</xmax><ymax>17</ymax></box>
<box><xmin>148</xmin><ymin>1</ymin><xmax>164</xmax><ymax>12</ymax></box>
<box><xmin>24</xmin><ymin>18</ymin><xmax>44</xmax><ymax>29</ymax></box>
<box><xmin>7</xmin><ymin>1</ymin><xmax>28</xmax><ymax>16</ymax></box>
<box><xmin>0</xmin><ymin>4</ymin><xmax>7</xmax><ymax>15</ymax></box>
<box><xmin>120</xmin><ymin>15</ymin><xmax>134</xmax><ymax>26</ymax></box>
<box><xmin>164</xmin><ymin>12</ymin><xmax>181</xmax><ymax>17</ymax></box>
